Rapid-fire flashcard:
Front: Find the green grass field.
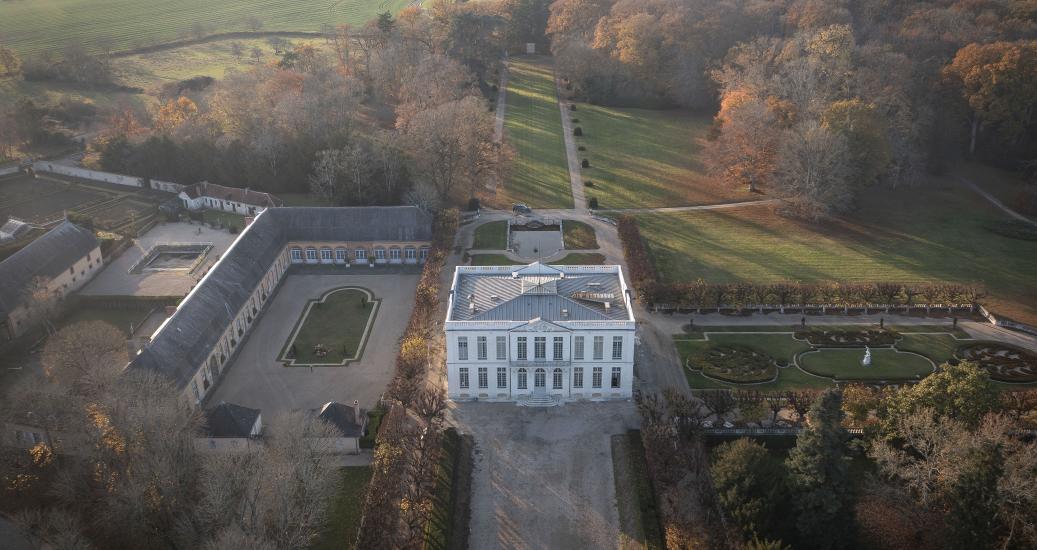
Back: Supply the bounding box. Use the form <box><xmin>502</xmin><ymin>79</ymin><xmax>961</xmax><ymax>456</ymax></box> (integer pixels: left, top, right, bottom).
<box><xmin>472</xmin><ymin>220</ymin><xmax>508</xmax><ymax>250</ymax></box>
<box><xmin>638</xmin><ymin>180</ymin><xmax>1037</xmax><ymax>324</ymax></box>
<box><xmin>0</xmin><ymin>0</ymin><xmax>408</xmax><ymax>56</ymax></box>
<box><xmin>113</xmin><ymin>38</ymin><xmax>298</xmax><ymax>90</ymax></box>
<box><xmin>281</xmin><ymin>288</ymin><xmax>377</xmax><ymax>365</ymax></box>
<box><xmin>468</xmin><ymin>252</ymin><xmax>604</xmax><ymax>266</ymax></box>
<box><xmin>313</xmin><ymin>466</ymin><xmax>372</xmax><ymax>550</ymax></box>
<box><xmin>562</xmin><ymin>220</ymin><xmax>598</xmax><ymax>249</ymax></box>
<box><xmin>798</xmin><ymin>348</ymin><xmax>934</xmax><ymax>380</ymax></box>
<box><xmin>502</xmin><ymin>56</ymin><xmax>573</xmax><ymax>209</ymax></box>
<box><xmin>575</xmin><ymin>105</ymin><xmax>750</xmax><ymax>208</ymax></box>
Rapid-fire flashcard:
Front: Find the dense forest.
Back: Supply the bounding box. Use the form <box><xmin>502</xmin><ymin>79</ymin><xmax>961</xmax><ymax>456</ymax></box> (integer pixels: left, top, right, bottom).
<box><xmin>548</xmin><ymin>0</ymin><xmax>1037</xmax><ymax>218</ymax></box>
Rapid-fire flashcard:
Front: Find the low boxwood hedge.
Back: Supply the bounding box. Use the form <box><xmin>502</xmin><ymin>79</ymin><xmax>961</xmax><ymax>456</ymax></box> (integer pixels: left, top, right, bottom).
<box><xmin>955</xmin><ymin>342</ymin><xmax>1037</xmax><ymax>383</ymax></box>
<box><xmin>687</xmin><ymin>345</ymin><xmax>776</xmax><ymax>384</ymax></box>
<box><xmin>794</xmin><ymin>329</ymin><xmax>898</xmax><ymax>347</ymax></box>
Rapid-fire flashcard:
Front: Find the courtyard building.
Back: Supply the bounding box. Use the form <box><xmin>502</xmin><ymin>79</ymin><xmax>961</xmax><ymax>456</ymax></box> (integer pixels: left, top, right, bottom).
<box><xmin>129</xmin><ymin>206</ymin><xmax>432</xmax><ymax>408</ymax></box>
<box><xmin>0</xmin><ymin>220</ymin><xmax>101</xmax><ymax>341</ymax></box>
<box><xmin>445</xmin><ymin>262</ymin><xmax>636</xmax><ymax>404</ymax></box>
<box><xmin>311</xmin><ymin>400</ymin><xmax>368</xmax><ymax>454</ymax></box>
<box><xmin>178</xmin><ymin>181</ymin><xmax>283</xmax><ymax>216</ymax></box>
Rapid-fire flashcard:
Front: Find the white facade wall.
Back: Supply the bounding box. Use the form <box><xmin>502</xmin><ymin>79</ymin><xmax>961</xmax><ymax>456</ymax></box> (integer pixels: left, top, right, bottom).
<box><xmin>444</xmin><ymin>265</ymin><xmax>637</xmax><ymax>403</ymax></box>
<box><xmin>180</xmin><ymin>193</ymin><xmax>269</xmax><ymax>216</ymax></box>
<box><xmin>33</xmin><ymin>162</ymin><xmax>182</xmax><ymax>193</ymax></box>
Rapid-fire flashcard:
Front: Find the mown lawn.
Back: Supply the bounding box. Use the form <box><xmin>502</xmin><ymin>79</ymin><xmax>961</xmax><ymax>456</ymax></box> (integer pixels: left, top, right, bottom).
<box><xmin>282</xmin><ymin>288</ymin><xmax>376</xmax><ymax>365</ymax></box>
<box><xmin>472</xmin><ymin>221</ymin><xmax>508</xmax><ymax>250</ymax></box>
<box><xmin>562</xmin><ymin>220</ymin><xmax>598</xmax><ymax>249</ymax></box>
<box><xmin>552</xmin><ymin>252</ymin><xmax>605</xmax><ymax>265</ymax></box>
<box><xmin>202</xmin><ymin>209</ymin><xmax>246</xmax><ymax>230</ymax></box>
<box><xmin>637</xmin><ymin>180</ymin><xmax>1037</xmax><ymax>325</ymax></box>
<box><xmin>469</xmin><ymin>254</ymin><xmax>514</xmax><ymax>266</ymax></box>
<box><xmin>313</xmin><ymin>466</ymin><xmax>373</xmax><ymax>550</ymax></box>
<box><xmin>501</xmin><ymin>56</ymin><xmax>573</xmax><ymax>209</ymax></box>
<box><xmin>0</xmin><ymin>0</ymin><xmax>409</xmax><ymax>56</ymax></box>
<box><xmin>113</xmin><ymin>38</ymin><xmax>300</xmax><ymax>90</ymax></box>
<box><xmin>798</xmin><ymin>348</ymin><xmax>934</xmax><ymax>380</ymax></box>
<box><xmin>575</xmin><ymin>105</ymin><xmax>751</xmax><ymax>208</ymax></box>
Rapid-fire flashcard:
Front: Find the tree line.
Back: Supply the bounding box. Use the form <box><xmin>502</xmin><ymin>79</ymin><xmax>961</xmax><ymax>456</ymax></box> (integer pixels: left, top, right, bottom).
<box><xmin>548</xmin><ymin>0</ymin><xmax>1037</xmax><ymax>219</ymax></box>
<box><xmin>0</xmin><ymin>321</ymin><xmax>342</xmax><ymax>548</ymax></box>
<box><xmin>641</xmin><ymin>362</ymin><xmax>1037</xmax><ymax>549</ymax></box>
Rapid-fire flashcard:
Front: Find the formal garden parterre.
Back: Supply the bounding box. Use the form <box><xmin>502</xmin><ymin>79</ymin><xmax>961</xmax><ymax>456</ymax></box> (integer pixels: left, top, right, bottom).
<box><xmin>279</xmin><ymin>287</ymin><xmax>380</xmax><ymax>367</ymax></box>
<box><xmin>677</xmin><ymin>326</ymin><xmax>1037</xmax><ymax>390</ymax></box>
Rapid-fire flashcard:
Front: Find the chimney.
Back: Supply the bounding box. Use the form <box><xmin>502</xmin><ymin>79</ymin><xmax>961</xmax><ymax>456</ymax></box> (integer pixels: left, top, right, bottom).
<box><xmin>353</xmin><ymin>400</ymin><xmax>361</xmax><ymax>422</ymax></box>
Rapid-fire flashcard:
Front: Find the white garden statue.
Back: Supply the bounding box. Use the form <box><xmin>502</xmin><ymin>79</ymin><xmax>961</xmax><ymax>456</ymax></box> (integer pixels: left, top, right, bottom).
<box><xmin>862</xmin><ymin>346</ymin><xmax>872</xmax><ymax>367</ymax></box>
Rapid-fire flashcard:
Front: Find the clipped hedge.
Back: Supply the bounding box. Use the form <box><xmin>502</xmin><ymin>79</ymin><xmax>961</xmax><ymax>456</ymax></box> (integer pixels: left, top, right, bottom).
<box><xmin>687</xmin><ymin>345</ymin><xmax>776</xmax><ymax>384</ymax></box>
<box><xmin>955</xmin><ymin>342</ymin><xmax>1037</xmax><ymax>383</ymax></box>
<box><xmin>794</xmin><ymin>329</ymin><xmax>899</xmax><ymax>347</ymax></box>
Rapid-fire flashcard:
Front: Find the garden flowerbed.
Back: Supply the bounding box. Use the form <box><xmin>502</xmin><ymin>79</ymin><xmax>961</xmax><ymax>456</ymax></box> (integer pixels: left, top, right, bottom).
<box><xmin>687</xmin><ymin>345</ymin><xmax>776</xmax><ymax>384</ymax></box>
<box><xmin>793</xmin><ymin>329</ymin><xmax>898</xmax><ymax>347</ymax></box>
<box><xmin>955</xmin><ymin>342</ymin><xmax>1037</xmax><ymax>383</ymax></box>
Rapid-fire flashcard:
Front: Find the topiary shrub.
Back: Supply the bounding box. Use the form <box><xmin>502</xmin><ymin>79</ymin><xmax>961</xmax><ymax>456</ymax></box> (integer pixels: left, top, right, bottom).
<box><xmin>584</xmin><ymin>180</ymin><xmax>595</xmax><ymax>188</ymax></box>
<box><xmin>573</xmin><ymin>127</ymin><xmax>583</xmax><ymax>136</ymax></box>
<box><xmin>571</xmin><ymin>118</ymin><xmax>579</xmax><ymax>123</ymax></box>
<box><xmin>569</xmin><ymin>104</ymin><xmax>576</xmax><ymax>111</ymax></box>
<box><xmin>581</xmin><ymin>159</ymin><xmax>590</xmax><ymax>168</ymax></box>
<box><xmin>578</xmin><ymin>145</ymin><xmax>586</xmax><ymax>151</ymax></box>
<box><xmin>588</xmin><ymin>197</ymin><xmax>598</xmax><ymax>209</ymax></box>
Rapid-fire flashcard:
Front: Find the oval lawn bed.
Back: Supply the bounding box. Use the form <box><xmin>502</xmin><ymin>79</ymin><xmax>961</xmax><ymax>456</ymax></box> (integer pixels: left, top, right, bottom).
<box><xmin>798</xmin><ymin>348</ymin><xmax>934</xmax><ymax>381</ymax></box>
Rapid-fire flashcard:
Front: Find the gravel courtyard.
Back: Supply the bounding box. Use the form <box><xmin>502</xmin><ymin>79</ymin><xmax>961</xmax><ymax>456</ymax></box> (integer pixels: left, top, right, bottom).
<box><xmin>451</xmin><ymin>401</ymin><xmax>641</xmax><ymax>549</ymax></box>
<box><xmin>206</xmin><ymin>272</ymin><xmax>418</xmax><ymax>412</ymax></box>
<box><xmin>82</xmin><ymin>221</ymin><xmax>237</xmax><ymax>296</ymax></box>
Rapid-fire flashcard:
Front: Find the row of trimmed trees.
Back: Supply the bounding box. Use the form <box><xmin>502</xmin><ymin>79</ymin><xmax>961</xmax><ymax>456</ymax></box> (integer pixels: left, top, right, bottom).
<box><xmin>354</xmin><ymin>210</ymin><xmax>459</xmax><ymax>549</ymax></box>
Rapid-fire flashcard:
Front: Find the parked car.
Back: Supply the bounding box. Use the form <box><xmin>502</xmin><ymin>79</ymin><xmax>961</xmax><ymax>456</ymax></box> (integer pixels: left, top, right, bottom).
<box><xmin>512</xmin><ymin>203</ymin><xmax>532</xmax><ymax>215</ymax></box>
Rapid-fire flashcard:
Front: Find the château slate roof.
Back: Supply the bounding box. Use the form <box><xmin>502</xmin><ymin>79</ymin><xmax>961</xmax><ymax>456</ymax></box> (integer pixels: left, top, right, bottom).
<box><xmin>0</xmin><ymin>221</ymin><xmax>98</xmax><ymax>316</ymax></box>
<box><xmin>449</xmin><ymin>263</ymin><xmax>630</xmax><ymax>322</ymax></box>
<box><xmin>129</xmin><ymin>207</ymin><xmax>432</xmax><ymax>390</ymax></box>
<box><xmin>203</xmin><ymin>402</ymin><xmax>261</xmax><ymax>437</ymax></box>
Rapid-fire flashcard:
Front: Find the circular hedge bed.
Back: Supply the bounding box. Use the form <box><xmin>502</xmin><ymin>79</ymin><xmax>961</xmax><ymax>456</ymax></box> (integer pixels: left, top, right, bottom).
<box><xmin>687</xmin><ymin>345</ymin><xmax>776</xmax><ymax>384</ymax></box>
<box><xmin>955</xmin><ymin>342</ymin><xmax>1037</xmax><ymax>383</ymax></box>
<box><xmin>794</xmin><ymin>328</ymin><xmax>898</xmax><ymax>347</ymax></box>
<box><xmin>797</xmin><ymin>348</ymin><xmax>934</xmax><ymax>381</ymax></box>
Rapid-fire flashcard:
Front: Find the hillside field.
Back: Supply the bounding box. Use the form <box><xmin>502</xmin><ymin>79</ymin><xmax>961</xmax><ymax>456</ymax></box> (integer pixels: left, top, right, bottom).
<box><xmin>0</xmin><ymin>0</ymin><xmax>408</xmax><ymax>56</ymax></box>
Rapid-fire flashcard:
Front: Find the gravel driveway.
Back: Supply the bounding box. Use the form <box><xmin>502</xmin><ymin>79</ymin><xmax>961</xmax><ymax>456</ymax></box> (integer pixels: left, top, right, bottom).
<box><xmin>450</xmin><ymin>401</ymin><xmax>640</xmax><ymax>549</ymax></box>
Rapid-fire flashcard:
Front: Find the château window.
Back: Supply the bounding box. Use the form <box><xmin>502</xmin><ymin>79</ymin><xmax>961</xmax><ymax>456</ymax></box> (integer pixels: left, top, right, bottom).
<box><xmin>534</xmin><ymin>337</ymin><xmax>546</xmax><ymax>360</ymax></box>
<box><xmin>592</xmin><ymin>367</ymin><xmax>603</xmax><ymax>388</ymax></box>
<box><xmin>477</xmin><ymin>336</ymin><xmax>487</xmax><ymax>360</ymax></box>
<box><xmin>517</xmin><ymin>368</ymin><xmax>528</xmax><ymax>389</ymax></box>
<box><xmin>517</xmin><ymin>337</ymin><xmax>527</xmax><ymax>360</ymax></box>
<box><xmin>611</xmin><ymin>367</ymin><xmax>622</xmax><ymax>388</ymax></box>
<box><xmin>497</xmin><ymin>367</ymin><xmax>507</xmax><ymax>388</ymax></box>
<box><xmin>573</xmin><ymin>367</ymin><xmax>584</xmax><ymax>388</ymax></box>
<box><xmin>553</xmin><ymin>337</ymin><xmax>564</xmax><ymax>360</ymax></box>
<box><xmin>593</xmin><ymin>336</ymin><xmax>604</xmax><ymax>360</ymax></box>
<box><xmin>496</xmin><ymin>336</ymin><xmax>507</xmax><ymax>360</ymax></box>
<box><xmin>305</xmin><ymin>248</ymin><xmax>317</xmax><ymax>261</ymax></box>
<box><xmin>457</xmin><ymin>337</ymin><xmax>468</xmax><ymax>360</ymax></box>
<box><xmin>553</xmin><ymin>368</ymin><xmax>563</xmax><ymax>389</ymax></box>
<box><xmin>459</xmin><ymin>368</ymin><xmax>469</xmax><ymax>389</ymax></box>
<box><xmin>478</xmin><ymin>367</ymin><xmax>488</xmax><ymax>389</ymax></box>
<box><xmin>320</xmin><ymin>248</ymin><xmax>332</xmax><ymax>261</ymax></box>
<box><xmin>574</xmin><ymin>336</ymin><xmax>584</xmax><ymax>360</ymax></box>
<box><xmin>612</xmin><ymin>336</ymin><xmax>623</xmax><ymax>360</ymax></box>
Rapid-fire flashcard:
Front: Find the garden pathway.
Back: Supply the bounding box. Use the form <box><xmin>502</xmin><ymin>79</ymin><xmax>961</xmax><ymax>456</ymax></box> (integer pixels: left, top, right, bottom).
<box><xmin>955</xmin><ymin>175</ymin><xmax>1037</xmax><ymax>227</ymax></box>
<box><xmin>486</xmin><ymin>60</ymin><xmax>509</xmax><ymax>195</ymax></box>
<box><xmin>555</xmin><ymin>75</ymin><xmax>587</xmax><ymax>211</ymax></box>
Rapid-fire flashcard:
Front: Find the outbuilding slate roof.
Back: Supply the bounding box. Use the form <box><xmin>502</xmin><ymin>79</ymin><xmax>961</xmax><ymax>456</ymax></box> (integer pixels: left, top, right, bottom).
<box><xmin>129</xmin><ymin>207</ymin><xmax>432</xmax><ymax>390</ymax></box>
<box><xmin>315</xmin><ymin>402</ymin><xmax>367</xmax><ymax>438</ymax></box>
<box><xmin>181</xmin><ymin>181</ymin><xmax>284</xmax><ymax>208</ymax></box>
<box><xmin>203</xmin><ymin>402</ymin><xmax>261</xmax><ymax>437</ymax></box>
<box><xmin>0</xmin><ymin>220</ymin><xmax>97</xmax><ymax>316</ymax></box>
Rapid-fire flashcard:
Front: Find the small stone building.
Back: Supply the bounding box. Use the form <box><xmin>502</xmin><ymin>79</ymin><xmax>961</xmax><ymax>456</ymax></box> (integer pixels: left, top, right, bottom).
<box><xmin>196</xmin><ymin>402</ymin><xmax>263</xmax><ymax>453</ymax></box>
<box><xmin>312</xmin><ymin>400</ymin><xmax>368</xmax><ymax>454</ymax></box>
<box><xmin>178</xmin><ymin>181</ymin><xmax>283</xmax><ymax>216</ymax></box>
